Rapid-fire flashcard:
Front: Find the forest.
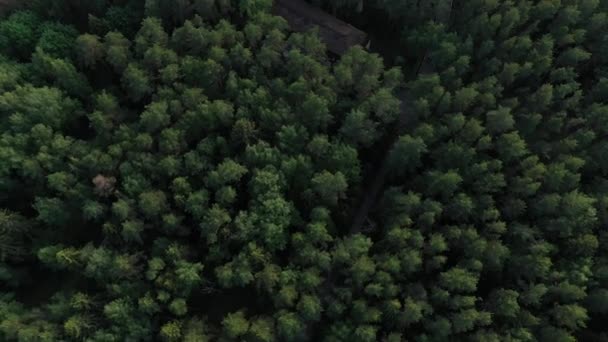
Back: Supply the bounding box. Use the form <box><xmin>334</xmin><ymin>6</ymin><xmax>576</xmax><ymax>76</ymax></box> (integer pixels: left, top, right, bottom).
<box><xmin>1</xmin><ymin>0</ymin><xmax>608</xmax><ymax>341</ymax></box>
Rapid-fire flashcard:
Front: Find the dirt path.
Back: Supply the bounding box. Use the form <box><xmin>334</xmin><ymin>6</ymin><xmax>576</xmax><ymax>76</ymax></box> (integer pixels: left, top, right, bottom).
<box><xmin>349</xmin><ymin>53</ymin><xmax>431</xmax><ymax>234</ymax></box>
<box><xmin>349</xmin><ymin>88</ymin><xmax>417</xmax><ymax>234</ymax></box>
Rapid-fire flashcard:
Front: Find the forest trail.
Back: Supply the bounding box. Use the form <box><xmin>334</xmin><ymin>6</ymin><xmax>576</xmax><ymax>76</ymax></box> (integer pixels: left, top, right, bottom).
<box><xmin>337</xmin><ymin>0</ymin><xmax>441</xmax><ymax>235</ymax></box>
<box><xmin>349</xmin><ymin>87</ymin><xmax>415</xmax><ymax>234</ymax></box>
<box><xmin>349</xmin><ymin>54</ymin><xmax>430</xmax><ymax>234</ymax></box>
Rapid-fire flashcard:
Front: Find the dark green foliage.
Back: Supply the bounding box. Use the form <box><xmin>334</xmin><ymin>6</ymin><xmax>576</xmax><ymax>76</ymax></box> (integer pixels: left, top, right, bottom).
<box><xmin>0</xmin><ymin>11</ymin><xmax>41</xmax><ymax>59</ymax></box>
<box><xmin>37</xmin><ymin>22</ymin><xmax>79</xmax><ymax>59</ymax></box>
<box><xmin>1</xmin><ymin>0</ymin><xmax>608</xmax><ymax>340</ymax></box>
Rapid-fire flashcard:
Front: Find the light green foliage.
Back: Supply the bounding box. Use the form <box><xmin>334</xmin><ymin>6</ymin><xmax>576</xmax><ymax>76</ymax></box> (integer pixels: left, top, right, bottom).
<box><xmin>311</xmin><ymin>171</ymin><xmax>348</xmax><ymax>207</ymax></box>
<box><xmin>0</xmin><ymin>84</ymin><xmax>79</xmax><ymax>131</ymax></box>
<box><xmin>135</xmin><ymin>17</ymin><xmax>168</xmax><ymax>55</ymax></box>
<box><xmin>169</xmin><ymin>298</ymin><xmax>188</xmax><ymax>316</ymax></box>
<box><xmin>223</xmin><ymin>310</ymin><xmax>250</xmax><ymax>338</ymax></box>
<box><xmin>140</xmin><ymin>101</ymin><xmax>170</xmax><ymax>132</ymax></box>
<box><xmin>31</xmin><ymin>48</ymin><xmax>92</xmax><ymax>97</ymax></box>
<box><xmin>160</xmin><ymin>320</ymin><xmax>182</xmax><ymax>341</ymax></box>
<box><xmin>122</xmin><ymin>62</ymin><xmax>152</xmax><ymax>101</ymax></box>
<box><xmin>276</xmin><ymin>311</ymin><xmax>303</xmax><ymax>341</ymax></box>
<box><xmin>139</xmin><ymin>191</ymin><xmax>168</xmax><ymax>217</ymax></box>
<box><xmin>104</xmin><ymin>31</ymin><xmax>132</xmax><ymax>72</ymax></box>
<box><xmin>76</xmin><ymin>34</ymin><xmax>104</xmax><ymax>68</ymax></box>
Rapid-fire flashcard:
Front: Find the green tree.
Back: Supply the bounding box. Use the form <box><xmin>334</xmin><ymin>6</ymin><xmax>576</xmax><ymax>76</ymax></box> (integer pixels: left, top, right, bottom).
<box><xmin>122</xmin><ymin>63</ymin><xmax>152</xmax><ymax>101</ymax></box>
<box><xmin>223</xmin><ymin>311</ymin><xmax>250</xmax><ymax>339</ymax></box>
<box><xmin>0</xmin><ymin>11</ymin><xmax>41</xmax><ymax>59</ymax></box>
<box><xmin>75</xmin><ymin>34</ymin><xmax>104</xmax><ymax>68</ymax></box>
<box><xmin>311</xmin><ymin>171</ymin><xmax>348</xmax><ymax>207</ymax></box>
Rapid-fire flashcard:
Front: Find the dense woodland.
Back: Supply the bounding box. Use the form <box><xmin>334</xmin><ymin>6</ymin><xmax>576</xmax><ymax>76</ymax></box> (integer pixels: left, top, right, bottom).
<box><xmin>1</xmin><ymin>0</ymin><xmax>608</xmax><ymax>341</ymax></box>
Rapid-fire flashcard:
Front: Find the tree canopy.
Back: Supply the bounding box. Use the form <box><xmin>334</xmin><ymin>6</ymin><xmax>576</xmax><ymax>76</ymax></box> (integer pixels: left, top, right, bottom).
<box><xmin>2</xmin><ymin>0</ymin><xmax>608</xmax><ymax>341</ymax></box>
